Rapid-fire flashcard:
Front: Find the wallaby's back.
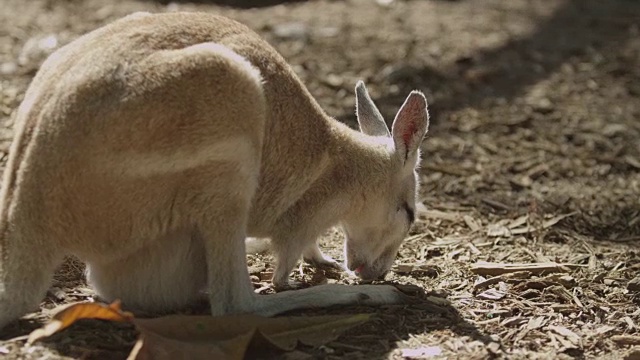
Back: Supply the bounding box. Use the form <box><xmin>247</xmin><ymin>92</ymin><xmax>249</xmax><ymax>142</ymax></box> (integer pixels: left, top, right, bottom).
<box><xmin>3</xmin><ymin>12</ymin><xmax>334</xmax><ymax>244</ymax></box>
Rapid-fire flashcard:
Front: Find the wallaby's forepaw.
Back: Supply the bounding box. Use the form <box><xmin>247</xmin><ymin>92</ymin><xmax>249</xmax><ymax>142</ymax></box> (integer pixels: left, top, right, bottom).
<box><xmin>304</xmin><ymin>255</ymin><xmax>343</xmax><ymax>271</ymax></box>
<box><xmin>302</xmin><ymin>245</ymin><xmax>344</xmax><ymax>272</ymax></box>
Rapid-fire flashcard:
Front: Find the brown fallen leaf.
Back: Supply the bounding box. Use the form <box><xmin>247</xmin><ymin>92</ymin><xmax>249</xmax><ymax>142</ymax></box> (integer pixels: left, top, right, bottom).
<box><xmin>27</xmin><ymin>300</ymin><xmax>133</xmax><ymax>344</ymax></box>
<box><xmin>129</xmin><ymin>327</ymin><xmax>256</xmax><ymax>360</ymax></box>
<box><xmin>27</xmin><ymin>301</ymin><xmax>372</xmax><ymax>360</ymax></box>
<box><xmin>130</xmin><ymin>313</ymin><xmax>372</xmax><ymax>352</ymax></box>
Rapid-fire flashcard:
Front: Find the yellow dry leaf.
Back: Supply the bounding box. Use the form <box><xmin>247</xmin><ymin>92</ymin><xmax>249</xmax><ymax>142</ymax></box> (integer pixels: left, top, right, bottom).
<box><xmin>27</xmin><ymin>300</ymin><xmax>133</xmax><ymax>344</ymax></box>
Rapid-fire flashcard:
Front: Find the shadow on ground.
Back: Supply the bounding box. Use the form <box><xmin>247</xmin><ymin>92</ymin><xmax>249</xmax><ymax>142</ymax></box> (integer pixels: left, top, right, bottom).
<box><xmin>353</xmin><ymin>0</ymin><xmax>640</xmax><ymax>126</ymax></box>
<box><xmin>0</xmin><ymin>286</ymin><xmax>496</xmax><ymax>359</ymax></box>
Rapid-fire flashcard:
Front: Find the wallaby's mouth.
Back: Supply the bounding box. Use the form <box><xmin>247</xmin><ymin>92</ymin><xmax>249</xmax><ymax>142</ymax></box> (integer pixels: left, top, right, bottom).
<box><xmin>347</xmin><ymin>262</ymin><xmax>364</xmax><ymax>273</ymax></box>
<box><xmin>353</xmin><ymin>263</ymin><xmax>388</xmax><ymax>281</ymax></box>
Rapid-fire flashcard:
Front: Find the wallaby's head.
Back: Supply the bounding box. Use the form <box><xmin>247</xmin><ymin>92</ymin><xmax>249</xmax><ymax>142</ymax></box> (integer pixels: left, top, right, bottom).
<box><xmin>342</xmin><ymin>81</ymin><xmax>429</xmax><ymax>281</ymax></box>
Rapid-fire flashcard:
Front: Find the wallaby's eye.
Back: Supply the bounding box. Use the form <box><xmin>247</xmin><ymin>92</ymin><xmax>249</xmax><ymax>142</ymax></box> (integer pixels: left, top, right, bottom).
<box><xmin>400</xmin><ymin>202</ymin><xmax>415</xmax><ymax>225</ymax></box>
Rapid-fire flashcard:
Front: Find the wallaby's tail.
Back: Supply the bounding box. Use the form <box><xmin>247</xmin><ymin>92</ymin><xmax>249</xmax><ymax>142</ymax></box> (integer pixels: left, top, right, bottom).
<box><xmin>0</xmin><ymin>89</ymin><xmax>63</xmax><ymax>330</ymax></box>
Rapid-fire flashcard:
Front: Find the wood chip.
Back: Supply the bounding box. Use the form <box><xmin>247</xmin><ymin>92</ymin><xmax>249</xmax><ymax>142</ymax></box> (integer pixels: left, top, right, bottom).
<box><xmin>259</xmin><ymin>271</ymin><xmax>274</xmax><ymax>282</ymax></box>
<box><xmin>422</xmin><ymin>209</ymin><xmax>461</xmax><ymax>222</ymax></box>
<box><xmin>508</xmin><ymin>215</ymin><xmax>529</xmax><ymax>229</ymax></box>
<box><xmin>467</xmin><ymin>242</ymin><xmax>481</xmax><ymax>255</ymax></box>
<box><xmin>628</xmin><ymin>277</ymin><xmax>640</xmax><ymax>292</ymax></box>
<box><xmin>400</xmin><ymin>346</ymin><xmax>442</xmax><ymax>358</ymax></box>
<box><xmin>548</xmin><ymin>325</ymin><xmax>581</xmax><ymax>346</ymax></box>
<box><xmin>593</xmin><ymin>325</ymin><xmax>616</xmax><ymax>336</ymax></box>
<box><xmin>623</xmin><ymin>316</ymin><xmax>637</xmax><ymax>331</ymax></box>
<box><xmin>623</xmin><ymin>347</ymin><xmax>640</xmax><ymax>360</ymax></box>
<box><xmin>612</xmin><ymin>335</ymin><xmax>640</xmax><ymax>346</ymax></box>
<box><xmin>470</xmin><ymin>262</ymin><xmax>581</xmax><ymax>276</ymax></box>
<box><xmin>482</xmin><ymin>198</ymin><xmax>511</xmax><ymax>211</ymax></box>
<box><xmin>500</xmin><ymin>316</ymin><xmax>526</xmax><ymax>327</ymax></box>
<box><xmin>463</xmin><ymin>215</ymin><xmax>481</xmax><ymax>232</ymax></box>
<box><xmin>394</xmin><ymin>264</ymin><xmax>414</xmax><ymax>274</ymax></box>
<box><xmin>473</xmin><ymin>275</ymin><xmax>501</xmax><ymax>291</ymax></box>
<box><xmin>476</xmin><ymin>288</ymin><xmax>507</xmax><ymax>300</ymax></box>
<box><xmin>624</xmin><ymin>155</ymin><xmax>640</xmax><ymax>169</ymax></box>
<box><xmin>527</xmin><ymin>316</ymin><xmax>547</xmax><ymax>330</ymax></box>
<box><xmin>487</xmin><ymin>213</ymin><xmax>576</xmax><ymax>237</ymax></box>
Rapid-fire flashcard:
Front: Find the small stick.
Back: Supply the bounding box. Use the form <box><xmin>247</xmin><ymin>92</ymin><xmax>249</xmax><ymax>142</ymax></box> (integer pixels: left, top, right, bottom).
<box><xmin>611</xmin><ymin>335</ymin><xmax>640</xmax><ymax>346</ymax></box>
<box><xmin>470</xmin><ymin>262</ymin><xmax>584</xmax><ymax>276</ymax></box>
<box><xmin>481</xmin><ymin>198</ymin><xmax>511</xmax><ymax>211</ymax></box>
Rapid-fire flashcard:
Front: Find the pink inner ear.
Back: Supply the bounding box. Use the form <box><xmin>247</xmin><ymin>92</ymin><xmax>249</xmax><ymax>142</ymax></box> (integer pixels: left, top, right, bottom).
<box><xmin>397</xmin><ymin>93</ymin><xmax>425</xmax><ymax>147</ymax></box>
<box><xmin>402</xmin><ymin>121</ymin><xmax>417</xmax><ymax>146</ymax></box>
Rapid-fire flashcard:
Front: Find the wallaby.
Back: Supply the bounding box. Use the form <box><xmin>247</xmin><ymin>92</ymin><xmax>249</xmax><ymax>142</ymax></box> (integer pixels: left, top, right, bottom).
<box><xmin>0</xmin><ymin>11</ymin><xmax>429</xmax><ymax>330</ymax></box>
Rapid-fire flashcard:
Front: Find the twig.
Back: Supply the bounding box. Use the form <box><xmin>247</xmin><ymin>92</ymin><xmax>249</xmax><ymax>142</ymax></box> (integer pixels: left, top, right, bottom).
<box><xmin>482</xmin><ymin>198</ymin><xmax>511</xmax><ymax>211</ymax></box>
<box><xmin>611</xmin><ymin>335</ymin><xmax>640</xmax><ymax>346</ymax></box>
<box><xmin>470</xmin><ymin>262</ymin><xmax>584</xmax><ymax>276</ymax></box>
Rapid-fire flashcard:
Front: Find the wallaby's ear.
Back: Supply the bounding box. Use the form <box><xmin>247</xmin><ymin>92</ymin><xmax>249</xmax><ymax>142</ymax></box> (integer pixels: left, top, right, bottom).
<box><xmin>391</xmin><ymin>91</ymin><xmax>429</xmax><ymax>163</ymax></box>
<box><xmin>355</xmin><ymin>81</ymin><xmax>391</xmax><ymax>137</ymax></box>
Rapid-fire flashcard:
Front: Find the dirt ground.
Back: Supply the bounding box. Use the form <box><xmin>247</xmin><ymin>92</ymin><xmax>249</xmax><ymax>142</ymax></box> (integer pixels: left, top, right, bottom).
<box><xmin>1</xmin><ymin>0</ymin><xmax>639</xmax><ymax>359</ymax></box>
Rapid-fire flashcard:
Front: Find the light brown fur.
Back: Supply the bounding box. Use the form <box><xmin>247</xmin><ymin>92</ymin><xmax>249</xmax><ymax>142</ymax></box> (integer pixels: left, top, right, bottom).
<box><xmin>0</xmin><ymin>12</ymin><xmax>429</xmax><ymax>329</ymax></box>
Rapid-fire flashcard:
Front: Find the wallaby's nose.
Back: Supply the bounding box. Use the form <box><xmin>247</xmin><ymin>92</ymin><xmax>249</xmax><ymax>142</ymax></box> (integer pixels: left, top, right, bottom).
<box><xmin>347</xmin><ymin>261</ymin><xmax>363</xmax><ymax>272</ymax></box>
<box><xmin>354</xmin><ymin>265</ymin><xmax>388</xmax><ymax>282</ymax></box>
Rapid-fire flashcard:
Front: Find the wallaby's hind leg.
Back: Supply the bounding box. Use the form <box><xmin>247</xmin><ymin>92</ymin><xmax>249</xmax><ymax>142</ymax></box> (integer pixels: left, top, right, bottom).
<box><xmin>86</xmin><ymin>230</ymin><xmax>207</xmax><ymax>313</ymax></box>
<box><xmin>271</xmin><ymin>238</ymin><xmax>307</xmax><ymax>290</ymax></box>
<box><xmin>198</xmin><ymin>208</ymin><xmax>257</xmax><ymax>316</ymax></box>
<box><xmin>0</xmin><ymin>226</ymin><xmax>62</xmax><ymax>329</ymax></box>
<box><xmin>189</xmin><ymin>157</ymin><xmax>262</xmax><ymax>315</ymax></box>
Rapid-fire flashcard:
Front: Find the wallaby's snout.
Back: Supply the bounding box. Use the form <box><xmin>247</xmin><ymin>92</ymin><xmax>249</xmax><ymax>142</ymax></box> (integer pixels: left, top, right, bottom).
<box><xmin>342</xmin><ymin>81</ymin><xmax>429</xmax><ymax>282</ymax></box>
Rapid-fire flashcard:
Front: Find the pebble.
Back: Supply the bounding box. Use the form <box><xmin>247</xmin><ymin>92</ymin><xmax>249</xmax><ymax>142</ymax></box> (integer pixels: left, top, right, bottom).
<box><xmin>272</xmin><ymin>22</ymin><xmax>309</xmax><ymax>41</ymax></box>
<box><xmin>0</xmin><ymin>62</ymin><xmax>17</xmax><ymax>75</ymax></box>
<box><xmin>531</xmin><ymin>97</ymin><xmax>554</xmax><ymax>114</ymax></box>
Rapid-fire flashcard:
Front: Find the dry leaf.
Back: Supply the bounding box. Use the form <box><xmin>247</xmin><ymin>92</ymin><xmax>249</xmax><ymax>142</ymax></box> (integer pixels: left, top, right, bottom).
<box><xmin>254</xmin><ymin>313</ymin><xmax>372</xmax><ymax>350</ymax></box>
<box><xmin>130</xmin><ymin>313</ymin><xmax>371</xmax><ymax>351</ymax></box>
<box><xmin>548</xmin><ymin>325</ymin><xmax>581</xmax><ymax>346</ymax></box>
<box><xmin>128</xmin><ymin>328</ymin><xmax>254</xmax><ymax>360</ymax></box>
<box><xmin>27</xmin><ymin>301</ymin><xmax>372</xmax><ymax>360</ymax></box>
<box><xmin>27</xmin><ymin>300</ymin><xmax>133</xmax><ymax>344</ymax></box>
